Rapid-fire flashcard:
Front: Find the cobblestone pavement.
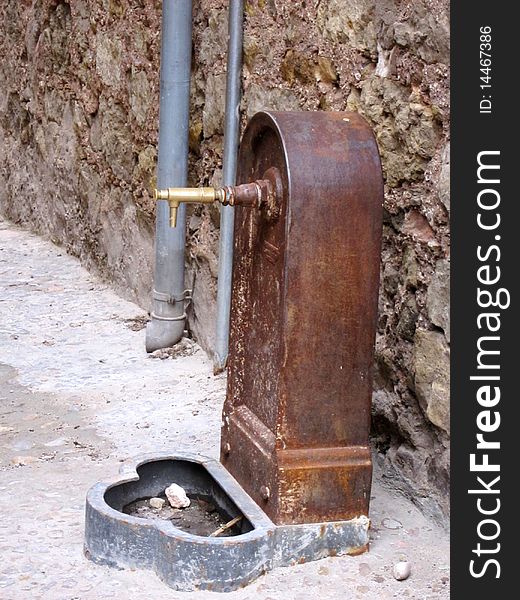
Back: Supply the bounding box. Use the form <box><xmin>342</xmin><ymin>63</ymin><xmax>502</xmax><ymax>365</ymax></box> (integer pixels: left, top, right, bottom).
<box><xmin>0</xmin><ymin>217</ymin><xmax>450</xmax><ymax>599</ymax></box>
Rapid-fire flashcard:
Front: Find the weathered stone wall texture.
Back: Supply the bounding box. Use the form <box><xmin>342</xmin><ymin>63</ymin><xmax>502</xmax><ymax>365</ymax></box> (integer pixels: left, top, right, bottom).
<box><xmin>0</xmin><ymin>0</ymin><xmax>450</xmax><ymax>522</ymax></box>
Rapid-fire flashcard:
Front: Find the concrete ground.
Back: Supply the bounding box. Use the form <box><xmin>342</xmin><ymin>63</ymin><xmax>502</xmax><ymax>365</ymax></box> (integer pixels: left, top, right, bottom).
<box><xmin>0</xmin><ymin>216</ymin><xmax>449</xmax><ymax>599</ymax></box>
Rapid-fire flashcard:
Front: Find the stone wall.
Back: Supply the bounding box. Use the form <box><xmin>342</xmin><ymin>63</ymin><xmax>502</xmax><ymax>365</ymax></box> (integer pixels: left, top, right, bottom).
<box><xmin>0</xmin><ymin>0</ymin><xmax>450</xmax><ymax>522</ymax></box>
<box><xmin>0</xmin><ymin>0</ymin><xmax>160</xmax><ymax>306</ymax></box>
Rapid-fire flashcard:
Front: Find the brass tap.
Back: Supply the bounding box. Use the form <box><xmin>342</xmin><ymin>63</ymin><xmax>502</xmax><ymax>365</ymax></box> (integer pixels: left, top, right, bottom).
<box><xmin>154</xmin><ymin>180</ymin><xmax>273</xmax><ymax>228</ymax></box>
<box><xmin>154</xmin><ymin>187</ymin><xmax>225</xmax><ymax>228</ymax></box>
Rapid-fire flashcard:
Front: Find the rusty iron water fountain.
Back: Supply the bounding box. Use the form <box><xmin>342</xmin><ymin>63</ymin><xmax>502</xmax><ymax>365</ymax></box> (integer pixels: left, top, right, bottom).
<box><xmin>84</xmin><ymin>111</ymin><xmax>383</xmax><ymax>591</ymax></box>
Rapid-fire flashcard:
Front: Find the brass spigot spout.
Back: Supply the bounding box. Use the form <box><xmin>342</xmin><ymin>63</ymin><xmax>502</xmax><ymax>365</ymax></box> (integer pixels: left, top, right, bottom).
<box><xmin>154</xmin><ymin>187</ymin><xmax>222</xmax><ymax>227</ymax></box>
<box><xmin>154</xmin><ymin>177</ymin><xmax>278</xmax><ymax>228</ymax></box>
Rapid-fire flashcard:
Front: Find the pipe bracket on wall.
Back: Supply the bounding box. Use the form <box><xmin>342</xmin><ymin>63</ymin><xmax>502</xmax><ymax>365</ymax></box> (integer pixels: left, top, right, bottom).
<box><xmin>152</xmin><ymin>289</ymin><xmax>192</xmax><ymax>306</ymax></box>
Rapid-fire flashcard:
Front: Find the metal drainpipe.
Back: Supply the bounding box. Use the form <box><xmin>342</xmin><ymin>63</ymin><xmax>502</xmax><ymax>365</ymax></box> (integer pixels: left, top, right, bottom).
<box><xmin>213</xmin><ymin>0</ymin><xmax>244</xmax><ymax>372</ymax></box>
<box><xmin>146</xmin><ymin>0</ymin><xmax>193</xmax><ymax>353</ymax></box>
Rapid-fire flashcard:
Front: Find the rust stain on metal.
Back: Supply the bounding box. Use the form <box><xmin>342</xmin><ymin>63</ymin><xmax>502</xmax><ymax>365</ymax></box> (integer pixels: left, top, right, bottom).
<box><xmin>347</xmin><ymin>544</ymin><xmax>370</xmax><ymax>556</ymax></box>
<box><xmin>221</xmin><ymin>111</ymin><xmax>383</xmax><ymax>526</ymax></box>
